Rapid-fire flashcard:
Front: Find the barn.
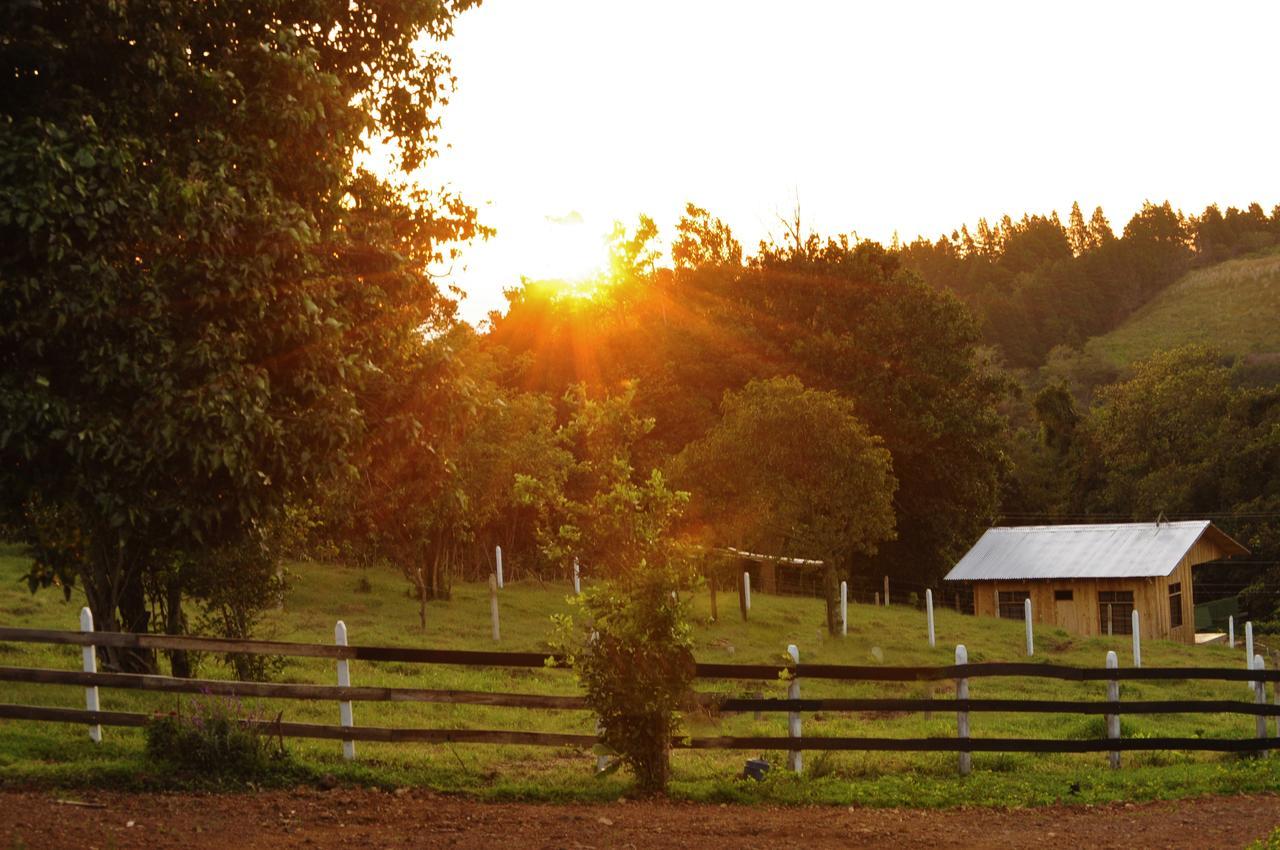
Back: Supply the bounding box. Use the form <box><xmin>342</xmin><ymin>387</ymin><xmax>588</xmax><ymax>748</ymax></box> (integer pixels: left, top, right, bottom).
<box><xmin>943</xmin><ymin>521</ymin><xmax>1249</xmax><ymax>644</ymax></box>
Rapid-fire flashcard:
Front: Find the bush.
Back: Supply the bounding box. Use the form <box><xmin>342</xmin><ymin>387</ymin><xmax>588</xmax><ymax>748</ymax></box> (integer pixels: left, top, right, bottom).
<box><xmin>553</xmin><ymin>565</ymin><xmax>696</xmax><ymax>793</ymax></box>
<box><xmin>145</xmin><ymin>692</ymin><xmax>288</xmax><ymax>779</ymax></box>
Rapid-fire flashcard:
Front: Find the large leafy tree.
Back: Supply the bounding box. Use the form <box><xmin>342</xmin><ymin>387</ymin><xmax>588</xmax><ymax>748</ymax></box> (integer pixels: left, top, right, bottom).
<box><xmin>673</xmin><ymin>376</ymin><xmax>897</xmax><ymax>633</ymax></box>
<box><xmin>0</xmin><ymin>0</ymin><xmax>482</xmax><ymax>670</ymax></box>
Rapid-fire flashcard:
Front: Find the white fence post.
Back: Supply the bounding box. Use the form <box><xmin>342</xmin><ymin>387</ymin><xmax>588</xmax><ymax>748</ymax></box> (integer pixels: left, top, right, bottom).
<box><xmin>79</xmin><ymin>607</ymin><xmax>101</xmax><ymax>744</ymax></box>
<box><xmin>335</xmin><ymin>620</ymin><xmax>355</xmax><ymax>760</ymax></box>
<box><xmin>955</xmin><ymin>644</ymin><xmax>970</xmax><ymax>776</ymax></box>
<box><xmin>1132</xmin><ymin>610</ymin><xmax>1141</xmax><ymax>668</ymax></box>
<box><xmin>786</xmin><ymin>644</ymin><xmax>802</xmax><ymax>775</ymax></box>
<box><xmin>1247</xmin><ymin>621</ymin><xmax>1255</xmax><ymax>691</ymax></box>
<box><xmin>1254</xmin><ymin>655</ymin><xmax>1267</xmax><ymax>753</ymax></box>
<box><xmin>489</xmin><ymin>574</ymin><xmax>501</xmax><ymax>642</ymax></box>
<box><xmin>926</xmin><ymin>589</ymin><xmax>936</xmax><ymax>648</ymax></box>
<box><xmin>573</xmin><ymin>557</ymin><xmax>581</xmax><ymax>595</ymax></box>
<box><xmin>495</xmin><ymin>545</ymin><xmax>504</xmax><ymax>589</ymax></box>
<box><xmin>1106</xmin><ymin>650</ymin><xmax>1120</xmax><ymax>769</ymax></box>
<box><xmin>1024</xmin><ymin>597</ymin><xmax>1033</xmax><ymax>656</ymax></box>
<box><xmin>840</xmin><ymin>581</ymin><xmax>848</xmax><ymax>636</ymax></box>
<box><xmin>743</xmin><ymin>572</ymin><xmax>751</xmax><ymax>614</ymax></box>
<box><xmin>1229</xmin><ymin>615</ymin><xmax>1235</xmax><ymax>649</ymax></box>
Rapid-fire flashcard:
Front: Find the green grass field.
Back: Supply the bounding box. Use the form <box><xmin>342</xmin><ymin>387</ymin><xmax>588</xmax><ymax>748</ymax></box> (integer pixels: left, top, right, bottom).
<box><xmin>2</xmin><ymin>543</ymin><xmax>1279</xmax><ymax>807</ymax></box>
<box><xmin>1084</xmin><ymin>248</ymin><xmax>1280</xmax><ymax>368</ymax></box>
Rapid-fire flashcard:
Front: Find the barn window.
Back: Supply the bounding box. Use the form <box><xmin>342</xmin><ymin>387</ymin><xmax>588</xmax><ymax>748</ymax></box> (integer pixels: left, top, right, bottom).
<box><xmin>1098</xmin><ymin>591</ymin><xmax>1135</xmax><ymax>635</ymax></box>
<box><xmin>1169</xmin><ymin>582</ymin><xmax>1183</xmax><ymax>628</ymax></box>
<box><xmin>997</xmin><ymin>590</ymin><xmax>1030</xmax><ymax>619</ymax></box>
<box><xmin>1054</xmin><ymin>589</ymin><xmax>1074</xmax><ymax>601</ymax></box>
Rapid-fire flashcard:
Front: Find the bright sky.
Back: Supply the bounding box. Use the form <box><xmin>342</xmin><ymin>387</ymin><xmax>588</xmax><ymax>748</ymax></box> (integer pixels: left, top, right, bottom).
<box><xmin>419</xmin><ymin>0</ymin><xmax>1280</xmax><ymax>323</ymax></box>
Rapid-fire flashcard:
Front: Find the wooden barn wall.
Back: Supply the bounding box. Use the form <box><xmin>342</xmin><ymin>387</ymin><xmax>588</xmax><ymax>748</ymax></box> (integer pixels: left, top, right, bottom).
<box><xmin>967</xmin><ymin>536</ymin><xmax>1228</xmax><ymax>645</ymax></box>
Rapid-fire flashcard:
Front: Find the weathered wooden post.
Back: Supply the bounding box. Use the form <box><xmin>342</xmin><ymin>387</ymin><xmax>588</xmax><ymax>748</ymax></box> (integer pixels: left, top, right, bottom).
<box><xmin>79</xmin><ymin>607</ymin><xmax>101</xmax><ymax>744</ymax></box>
<box><xmin>489</xmin><ymin>574</ymin><xmax>501</xmax><ymax>642</ymax></box>
<box><xmin>786</xmin><ymin>644</ymin><xmax>802</xmax><ymax>775</ymax></box>
<box><xmin>1024</xmin><ymin>598</ymin><xmax>1034</xmax><ymax>656</ymax></box>
<box><xmin>955</xmin><ymin>644</ymin><xmax>970</xmax><ymax>776</ymax></box>
<box><xmin>1247</xmin><ymin>621</ymin><xmax>1256</xmax><ymax>692</ymax></box>
<box><xmin>709</xmin><ymin>573</ymin><xmax>718</xmax><ymax>622</ymax></box>
<box><xmin>335</xmin><ymin>620</ymin><xmax>355</xmax><ymax>760</ymax></box>
<box><xmin>874</xmin><ymin>591</ymin><xmax>880</xmax><ymax>607</ymax></box>
<box><xmin>572</xmin><ymin>557</ymin><xmax>581</xmax><ymax>595</ymax></box>
<box><xmin>1254</xmin><ymin>655</ymin><xmax>1268</xmax><ymax>752</ymax></box>
<box><xmin>926</xmin><ymin>589</ymin><xmax>936</xmax><ymax>648</ymax></box>
<box><xmin>495</xmin><ymin>545</ymin><xmax>504</xmax><ymax>589</ymax></box>
<box><xmin>742</xmin><ymin>572</ymin><xmax>752</xmax><ymax>619</ymax></box>
<box><xmin>1106</xmin><ymin>650</ymin><xmax>1120</xmax><ymax>769</ymax></box>
<box><xmin>1229</xmin><ymin>615</ymin><xmax>1235</xmax><ymax>649</ymax></box>
<box><xmin>883</xmin><ymin>575</ymin><xmax>890</xmax><ymax>607</ymax></box>
<box><xmin>840</xmin><ymin>581</ymin><xmax>848</xmax><ymax>636</ymax></box>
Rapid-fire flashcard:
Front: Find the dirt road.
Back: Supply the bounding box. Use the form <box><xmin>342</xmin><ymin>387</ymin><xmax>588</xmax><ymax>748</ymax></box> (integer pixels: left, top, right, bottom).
<box><xmin>3</xmin><ymin>789</ymin><xmax>1278</xmax><ymax>849</ymax></box>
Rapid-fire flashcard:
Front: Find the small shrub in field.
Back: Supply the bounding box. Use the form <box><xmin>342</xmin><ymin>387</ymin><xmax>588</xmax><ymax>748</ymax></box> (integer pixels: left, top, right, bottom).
<box><xmin>145</xmin><ymin>692</ymin><xmax>288</xmax><ymax>779</ymax></box>
<box><xmin>553</xmin><ymin>565</ymin><xmax>696</xmax><ymax>793</ymax></box>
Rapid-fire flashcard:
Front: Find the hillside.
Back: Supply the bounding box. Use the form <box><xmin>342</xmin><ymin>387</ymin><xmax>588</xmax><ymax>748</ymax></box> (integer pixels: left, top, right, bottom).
<box><xmin>1084</xmin><ymin>249</ymin><xmax>1280</xmax><ymax>368</ymax></box>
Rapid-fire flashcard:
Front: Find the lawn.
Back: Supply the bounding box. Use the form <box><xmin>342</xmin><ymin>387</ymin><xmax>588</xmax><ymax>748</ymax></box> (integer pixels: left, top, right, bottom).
<box><xmin>2</xmin><ymin>543</ymin><xmax>1278</xmax><ymax>807</ymax></box>
<box><xmin>1084</xmin><ymin>247</ymin><xmax>1280</xmax><ymax>368</ymax></box>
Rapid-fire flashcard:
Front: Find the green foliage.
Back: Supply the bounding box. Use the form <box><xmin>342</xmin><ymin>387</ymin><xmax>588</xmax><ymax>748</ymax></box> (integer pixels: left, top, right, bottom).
<box><xmin>0</xmin><ymin>0</ymin><xmax>484</xmax><ymax>662</ymax></box>
<box><xmin>145</xmin><ymin>693</ymin><xmax>288</xmax><ymax>780</ymax></box>
<box><xmin>552</xmin><ymin>565</ymin><xmax>697</xmax><ymax>793</ymax></box>
<box><xmin>673</xmin><ymin>376</ymin><xmax>897</xmax><ymax>632</ymax></box>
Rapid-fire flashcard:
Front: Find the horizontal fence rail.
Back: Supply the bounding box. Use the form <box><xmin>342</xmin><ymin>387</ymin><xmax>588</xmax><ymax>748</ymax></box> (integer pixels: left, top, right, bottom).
<box><xmin>2</xmin><ymin>620</ymin><xmax>1278</xmax><ymax>775</ymax></box>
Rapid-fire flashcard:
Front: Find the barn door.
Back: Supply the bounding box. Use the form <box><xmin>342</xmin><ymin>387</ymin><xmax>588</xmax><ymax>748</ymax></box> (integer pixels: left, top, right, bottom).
<box><xmin>1053</xmin><ymin>588</ymin><xmax>1077</xmax><ymax>632</ymax></box>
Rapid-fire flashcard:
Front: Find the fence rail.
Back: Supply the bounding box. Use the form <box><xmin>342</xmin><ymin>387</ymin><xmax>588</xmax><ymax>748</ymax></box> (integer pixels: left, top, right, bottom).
<box><xmin>2</xmin><ymin>617</ymin><xmax>1278</xmax><ymax>773</ymax></box>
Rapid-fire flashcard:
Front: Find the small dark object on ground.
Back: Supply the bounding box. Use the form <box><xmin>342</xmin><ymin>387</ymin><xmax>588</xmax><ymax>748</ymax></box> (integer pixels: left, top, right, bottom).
<box><xmin>743</xmin><ymin>758</ymin><xmax>770</xmax><ymax>781</ymax></box>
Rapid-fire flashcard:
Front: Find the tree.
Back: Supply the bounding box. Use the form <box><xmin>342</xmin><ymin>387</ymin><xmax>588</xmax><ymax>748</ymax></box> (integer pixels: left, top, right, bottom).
<box><xmin>672</xmin><ymin>203</ymin><xmax>742</xmax><ymax>270</ymax></box>
<box><xmin>673</xmin><ymin>377</ymin><xmax>897</xmax><ymax>633</ymax></box>
<box><xmin>1</xmin><ymin>0</ymin><xmax>483</xmax><ymax>670</ymax></box>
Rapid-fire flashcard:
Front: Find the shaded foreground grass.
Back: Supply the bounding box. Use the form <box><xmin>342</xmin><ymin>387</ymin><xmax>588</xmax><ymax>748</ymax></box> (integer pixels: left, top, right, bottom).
<box><xmin>2</xmin><ymin>543</ymin><xmax>1278</xmax><ymax>807</ymax></box>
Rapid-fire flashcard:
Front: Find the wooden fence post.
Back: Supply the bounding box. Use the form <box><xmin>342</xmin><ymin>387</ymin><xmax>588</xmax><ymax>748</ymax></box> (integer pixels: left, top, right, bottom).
<box><xmin>1246</xmin><ymin>621</ymin><xmax>1255</xmax><ymax>693</ymax></box>
<box><xmin>926</xmin><ymin>589</ymin><xmax>936</xmax><ymax>648</ymax></box>
<box><xmin>489</xmin><ymin>575</ymin><xmax>501</xmax><ymax>642</ymax></box>
<box><xmin>1106</xmin><ymin>650</ymin><xmax>1119</xmax><ymax>769</ymax></box>
<box><xmin>874</xmin><ymin>592</ymin><xmax>880</xmax><ymax>607</ymax></box>
<box><xmin>883</xmin><ymin>575</ymin><xmax>889</xmax><ymax>607</ymax></box>
<box><xmin>786</xmin><ymin>644</ymin><xmax>802</xmax><ymax>775</ymax></box>
<box><xmin>79</xmin><ymin>607</ymin><xmax>101</xmax><ymax>744</ymax></box>
<box><xmin>1229</xmin><ymin>615</ymin><xmax>1235</xmax><ymax>649</ymax></box>
<box><xmin>955</xmin><ymin>644</ymin><xmax>970</xmax><ymax>776</ymax></box>
<box><xmin>742</xmin><ymin>572</ymin><xmax>751</xmax><ymax>619</ymax></box>
<box><xmin>495</xmin><ymin>545</ymin><xmax>504</xmax><ymax>590</ymax></box>
<box><xmin>572</xmin><ymin>558</ymin><xmax>581</xmax><ymax>596</ymax></box>
<box><xmin>1132</xmin><ymin>610</ymin><xmax>1141</xmax><ymax>668</ymax></box>
<box><xmin>1254</xmin><ymin>654</ymin><xmax>1267</xmax><ymax>753</ymax></box>
<box><xmin>709</xmin><ymin>574</ymin><xmax>718</xmax><ymax>622</ymax></box>
<box><xmin>335</xmin><ymin>620</ymin><xmax>355</xmax><ymax>760</ymax></box>
<box><xmin>840</xmin><ymin>581</ymin><xmax>848</xmax><ymax>636</ymax></box>
<box><xmin>1024</xmin><ymin>598</ymin><xmax>1033</xmax><ymax>656</ymax></box>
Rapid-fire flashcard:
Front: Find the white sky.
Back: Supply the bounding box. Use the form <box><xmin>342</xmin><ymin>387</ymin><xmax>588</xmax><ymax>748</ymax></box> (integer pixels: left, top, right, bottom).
<box><xmin>417</xmin><ymin>0</ymin><xmax>1280</xmax><ymax>323</ymax></box>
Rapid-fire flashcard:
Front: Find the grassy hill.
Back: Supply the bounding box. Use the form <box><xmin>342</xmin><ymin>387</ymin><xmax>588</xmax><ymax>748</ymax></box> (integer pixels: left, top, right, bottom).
<box><xmin>2</xmin><ymin>546</ymin><xmax>1279</xmax><ymax>806</ymax></box>
<box><xmin>1084</xmin><ymin>248</ymin><xmax>1280</xmax><ymax>369</ymax></box>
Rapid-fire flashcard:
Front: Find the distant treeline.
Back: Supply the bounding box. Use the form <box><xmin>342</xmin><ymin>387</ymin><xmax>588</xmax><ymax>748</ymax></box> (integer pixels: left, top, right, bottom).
<box><xmin>900</xmin><ymin>201</ymin><xmax>1280</xmax><ymax>367</ymax></box>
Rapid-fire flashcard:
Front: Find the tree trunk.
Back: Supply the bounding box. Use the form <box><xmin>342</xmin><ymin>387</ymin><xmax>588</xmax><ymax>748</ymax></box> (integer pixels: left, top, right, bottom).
<box><xmin>164</xmin><ymin>571</ymin><xmax>192</xmax><ymax>678</ymax></box>
<box><xmin>823</xmin><ymin>564</ymin><xmax>839</xmax><ymax>635</ymax></box>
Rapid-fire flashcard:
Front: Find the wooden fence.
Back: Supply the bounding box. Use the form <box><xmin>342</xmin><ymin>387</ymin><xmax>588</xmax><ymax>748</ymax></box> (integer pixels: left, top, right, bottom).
<box><xmin>3</xmin><ymin>612</ymin><xmax>1280</xmax><ymax>775</ymax></box>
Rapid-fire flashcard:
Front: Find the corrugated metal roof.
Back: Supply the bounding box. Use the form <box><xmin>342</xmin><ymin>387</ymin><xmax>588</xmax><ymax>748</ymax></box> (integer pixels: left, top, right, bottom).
<box><xmin>943</xmin><ymin>521</ymin><xmax>1249</xmax><ymax>582</ymax></box>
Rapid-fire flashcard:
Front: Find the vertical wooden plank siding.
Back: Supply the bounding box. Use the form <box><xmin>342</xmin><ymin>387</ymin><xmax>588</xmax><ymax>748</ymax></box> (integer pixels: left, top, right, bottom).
<box><xmin>963</xmin><ymin>534</ymin><xmax>1229</xmax><ymax>644</ymax></box>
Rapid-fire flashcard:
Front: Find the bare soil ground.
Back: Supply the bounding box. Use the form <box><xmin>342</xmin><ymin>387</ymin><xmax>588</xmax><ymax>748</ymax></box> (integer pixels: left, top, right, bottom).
<box><xmin>3</xmin><ymin>789</ymin><xmax>1278</xmax><ymax>849</ymax></box>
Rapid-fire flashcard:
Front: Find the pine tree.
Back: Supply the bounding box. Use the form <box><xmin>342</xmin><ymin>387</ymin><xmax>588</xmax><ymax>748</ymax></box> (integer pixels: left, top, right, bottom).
<box><xmin>1067</xmin><ymin>201</ymin><xmax>1091</xmax><ymax>256</ymax></box>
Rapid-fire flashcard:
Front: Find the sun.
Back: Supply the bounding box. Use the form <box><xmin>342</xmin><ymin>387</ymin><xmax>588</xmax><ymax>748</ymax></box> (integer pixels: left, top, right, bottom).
<box><xmin>508</xmin><ymin>214</ymin><xmax>611</xmax><ymax>294</ymax></box>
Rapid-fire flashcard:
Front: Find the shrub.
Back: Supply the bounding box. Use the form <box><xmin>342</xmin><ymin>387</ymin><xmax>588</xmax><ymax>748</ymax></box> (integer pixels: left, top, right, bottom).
<box><xmin>145</xmin><ymin>692</ymin><xmax>287</xmax><ymax>779</ymax></box>
<box><xmin>553</xmin><ymin>564</ymin><xmax>696</xmax><ymax>793</ymax></box>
